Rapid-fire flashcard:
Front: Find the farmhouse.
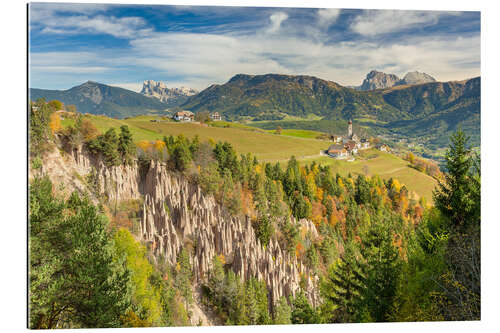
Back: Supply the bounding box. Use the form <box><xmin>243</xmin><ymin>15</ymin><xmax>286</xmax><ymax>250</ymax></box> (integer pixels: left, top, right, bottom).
<box><xmin>210</xmin><ymin>112</ymin><xmax>222</xmax><ymax>121</ymax></box>
<box><xmin>360</xmin><ymin>138</ymin><xmax>370</xmax><ymax>150</ymax></box>
<box><xmin>345</xmin><ymin>140</ymin><xmax>358</xmax><ymax>154</ymax></box>
<box><xmin>378</xmin><ymin>144</ymin><xmax>390</xmax><ymax>152</ymax></box>
<box><xmin>173</xmin><ymin>110</ymin><xmax>194</xmax><ymax>122</ymax></box>
<box><xmin>330</xmin><ymin>135</ymin><xmax>343</xmax><ymax>143</ymax></box>
<box><xmin>327</xmin><ymin>144</ymin><xmax>348</xmax><ymax>158</ymax></box>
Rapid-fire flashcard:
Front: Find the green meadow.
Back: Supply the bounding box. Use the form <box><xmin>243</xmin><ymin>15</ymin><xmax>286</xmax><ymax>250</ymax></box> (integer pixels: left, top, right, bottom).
<box><xmin>62</xmin><ymin>115</ymin><xmax>437</xmax><ymax>202</ymax></box>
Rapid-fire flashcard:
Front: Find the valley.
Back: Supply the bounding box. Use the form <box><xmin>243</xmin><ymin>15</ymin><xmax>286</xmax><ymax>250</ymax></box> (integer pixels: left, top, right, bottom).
<box><xmin>59</xmin><ymin>113</ymin><xmax>438</xmax><ymax>203</ymax></box>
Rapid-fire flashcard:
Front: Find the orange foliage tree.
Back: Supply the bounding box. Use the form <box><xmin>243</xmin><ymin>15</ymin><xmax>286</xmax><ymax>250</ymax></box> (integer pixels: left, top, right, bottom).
<box><xmin>49</xmin><ymin>112</ymin><xmax>61</xmax><ymax>134</ymax></box>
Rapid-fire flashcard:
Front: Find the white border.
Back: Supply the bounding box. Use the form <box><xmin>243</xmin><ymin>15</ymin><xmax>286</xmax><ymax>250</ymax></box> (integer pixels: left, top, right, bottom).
<box><xmin>1</xmin><ymin>0</ymin><xmax>498</xmax><ymax>332</ymax></box>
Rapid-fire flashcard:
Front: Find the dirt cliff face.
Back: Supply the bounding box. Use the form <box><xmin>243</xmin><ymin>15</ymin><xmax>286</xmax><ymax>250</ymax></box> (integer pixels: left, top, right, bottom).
<box><xmin>33</xmin><ymin>145</ymin><xmax>320</xmax><ymax>308</ymax></box>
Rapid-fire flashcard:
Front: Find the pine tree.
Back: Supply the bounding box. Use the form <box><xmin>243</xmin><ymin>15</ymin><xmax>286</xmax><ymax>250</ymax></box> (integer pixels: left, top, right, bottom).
<box><xmin>360</xmin><ymin>224</ymin><xmax>401</xmax><ymax>322</ymax></box>
<box><xmin>291</xmin><ymin>290</ymin><xmax>320</xmax><ymax>324</ymax></box>
<box><xmin>433</xmin><ymin>129</ymin><xmax>476</xmax><ymax>233</ymax></box>
<box><xmin>273</xmin><ymin>297</ymin><xmax>292</xmax><ymax>324</ymax></box>
<box><xmin>118</xmin><ymin>125</ymin><xmax>135</xmax><ymax>165</ymax></box>
<box><xmin>29</xmin><ymin>178</ymin><xmax>132</xmax><ymax>328</ymax></box>
<box><xmin>322</xmin><ymin>245</ymin><xmax>366</xmax><ymax>323</ymax></box>
<box><xmin>175</xmin><ymin>248</ymin><xmax>193</xmax><ymax>308</ymax></box>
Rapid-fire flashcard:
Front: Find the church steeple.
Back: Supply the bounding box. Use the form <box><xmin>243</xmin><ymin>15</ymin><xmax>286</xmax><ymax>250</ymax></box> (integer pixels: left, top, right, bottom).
<box><xmin>348</xmin><ymin>119</ymin><xmax>353</xmax><ymax>138</ymax></box>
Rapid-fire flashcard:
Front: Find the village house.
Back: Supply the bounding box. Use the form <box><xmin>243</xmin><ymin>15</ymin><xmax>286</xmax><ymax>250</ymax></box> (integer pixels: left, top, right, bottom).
<box><xmin>360</xmin><ymin>138</ymin><xmax>370</xmax><ymax>150</ymax></box>
<box><xmin>173</xmin><ymin>110</ymin><xmax>194</xmax><ymax>122</ymax></box>
<box><xmin>210</xmin><ymin>112</ymin><xmax>222</xmax><ymax>121</ymax></box>
<box><xmin>378</xmin><ymin>144</ymin><xmax>390</xmax><ymax>152</ymax></box>
<box><xmin>327</xmin><ymin>144</ymin><xmax>348</xmax><ymax>158</ymax></box>
<box><xmin>330</xmin><ymin>135</ymin><xmax>343</xmax><ymax>143</ymax></box>
<box><xmin>345</xmin><ymin>140</ymin><xmax>358</xmax><ymax>154</ymax></box>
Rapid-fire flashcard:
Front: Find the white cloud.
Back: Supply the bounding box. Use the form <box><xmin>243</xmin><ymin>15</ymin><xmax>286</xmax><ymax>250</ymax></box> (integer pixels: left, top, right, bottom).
<box><xmin>350</xmin><ymin>10</ymin><xmax>458</xmax><ymax>36</ymax></box>
<box><xmin>29</xmin><ymin>3</ymin><xmax>109</xmax><ymax>24</ymax></box>
<box><xmin>267</xmin><ymin>12</ymin><xmax>288</xmax><ymax>34</ymax></box>
<box><xmin>125</xmin><ymin>30</ymin><xmax>479</xmax><ymax>89</ymax></box>
<box><xmin>38</xmin><ymin>14</ymin><xmax>152</xmax><ymax>38</ymax></box>
<box><xmin>317</xmin><ymin>8</ymin><xmax>341</xmax><ymax>27</ymax></box>
<box><xmin>30</xmin><ymin>3</ymin><xmax>151</xmax><ymax>39</ymax></box>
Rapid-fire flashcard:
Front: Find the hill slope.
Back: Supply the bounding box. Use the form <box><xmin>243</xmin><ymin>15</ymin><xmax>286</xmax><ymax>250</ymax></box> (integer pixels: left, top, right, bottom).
<box><xmin>183</xmin><ymin>73</ymin><xmax>480</xmax><ymax>147</ymax></box>
<box><xmin>30</xmin><ymin>81</ymin><xmax>169</xmax><ymax>118</ymax></box>
<box><xmin>182</xmin><ymin>74</ymin><xmax>404</xmax><ymax>121</ymax></box>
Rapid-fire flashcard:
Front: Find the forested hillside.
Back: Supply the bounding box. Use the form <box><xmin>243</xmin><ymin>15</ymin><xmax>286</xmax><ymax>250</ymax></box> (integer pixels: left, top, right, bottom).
<box><xmin>30</xmin><ymin>81</ymin><xmax>169</xmax><ymax>118</ymax></box>
<box><xmin>29</xmin><ymin>99</ymin><xmax>480</xmax><ymax>327</ymax></box>
<box><xmin>183</xmin><ymin>74</ymin><xmax>480</xmax><ymax>147</ymax></box>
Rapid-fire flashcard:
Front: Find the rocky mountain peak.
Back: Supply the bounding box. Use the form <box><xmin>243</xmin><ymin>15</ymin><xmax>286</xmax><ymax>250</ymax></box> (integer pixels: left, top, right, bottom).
<box><xmin>357</xmin><ymin>70</ymin><xmax>437</xmax><ymax>91</ymax></box>
<box><xmin>401</xmin><ymin>71</ymin><xmax>436</xmax><ymax>85</ymax></box>
<box><xmin>359</xmin><ymin>70</ymin><xmax>401</xmax><ymax>91</ymax></box>
<box><xmin>141</xmin><ymin>80</ymin><xmax>198</xmax><ymax>103</ymax></box>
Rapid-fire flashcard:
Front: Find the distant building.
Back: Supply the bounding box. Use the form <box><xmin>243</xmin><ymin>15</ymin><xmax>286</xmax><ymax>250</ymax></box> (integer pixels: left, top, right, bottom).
<box><xmin>327</xmin><ymin>144</ymin><xmax>348</xmax><ymax>158</ymax></box>
<box><xmin>330</xmin><ymin>135</ymin><xmax>343</xmax><ymax>143</ymax></box>
<box><xmin>210</xmin><ymin>112</ymin><xmax>222</xmax><ymax>121</ymax></box>
<box><xmin>327</xmin><ymin>120</ymin><xmax>370</xmax><ymax>159</ymax></box>
<box><xmin>378</xmin><ymin>144</ymin><xmax>390</xmax><ymax>152</ymax></box>
<box><xmin>360</xmin><ymin>138</ymin><xmax>370</xmax><ymax>150</ymax></box>
<box><xmin>345</xmin><ymin>140</ymin><xmax>358</xmax><ymax>154</ymax></box>
<box><xmin>173</xmin><ymin>111</ymin><xmax>194</xmax><ymax>122</ymax></box>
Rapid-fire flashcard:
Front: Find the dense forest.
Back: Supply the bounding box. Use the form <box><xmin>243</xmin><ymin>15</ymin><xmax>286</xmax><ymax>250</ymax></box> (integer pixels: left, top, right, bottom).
<box><xmin>29</xmin><ymin>99</ymin><xmax>480</xmax><ymax>327</ymax></box>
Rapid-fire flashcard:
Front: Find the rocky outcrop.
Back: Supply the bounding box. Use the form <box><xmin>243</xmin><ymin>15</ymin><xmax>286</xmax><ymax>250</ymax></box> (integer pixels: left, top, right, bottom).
<box><xmin>141</xmin><ymin>80</ymin><xmax>198</xmax><ymax>104</ymax></box>
<box><xmin>359</xmin><ymin>70</ymin><xmax>401</xmax><ymax>91</ymax></box>
<box><xmin>36</xmin><ymin>146</ymin><xmax>320</xmax><ymax>308</ymax></box>
<box><xmin>356</xmin><ymin>70</ymin><xmax>436</xmax><ymax>91</ymax></box>
<box><xmin>399</xmin><ymin>71</ymin><xmax>436</xmax><ymax>85</ymax></box>
<box><xmin>140</xmin><ymin>161</ymin><xmax>319</xmax><ymax>307</ymax></box>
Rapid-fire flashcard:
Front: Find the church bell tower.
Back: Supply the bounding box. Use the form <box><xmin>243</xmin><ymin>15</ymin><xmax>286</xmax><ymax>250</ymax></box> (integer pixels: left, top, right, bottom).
<box><xmin>348</xmin><ymin>119</ymin><xmax>353</xmax><ymax>138</ymax></box>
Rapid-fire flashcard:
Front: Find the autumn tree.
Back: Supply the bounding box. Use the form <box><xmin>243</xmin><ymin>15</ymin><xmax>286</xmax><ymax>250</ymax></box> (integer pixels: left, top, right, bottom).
<box><xmin>48</xmin><ymin>112</ymin><xmax>61</xmax><ymax>135</ymax></box>
<box><xmin>47</xmin><ymin>99</ymin><xmax>63</xmax><ymax>110</ymax></box>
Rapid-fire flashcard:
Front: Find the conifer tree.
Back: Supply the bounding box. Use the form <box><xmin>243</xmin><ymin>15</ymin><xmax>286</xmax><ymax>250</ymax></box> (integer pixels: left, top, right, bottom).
<box><xmin>322</xmin><ymin>245</ymin><xmax>366</xmax><ymax>323</ymax></box>
<box><xmin>273</xmin><ymin>297</ymin><xmax>292</xmax><ymax>324</ymax></box>
<box><xmin>434</xmin><ymin>129</ymin><xmax>476</xmax><ymax>233</ymax></box>
<box><xmin>118</xmin><ymin>125</ymin><xmax>135</xmax><ymax>165</ymax></box>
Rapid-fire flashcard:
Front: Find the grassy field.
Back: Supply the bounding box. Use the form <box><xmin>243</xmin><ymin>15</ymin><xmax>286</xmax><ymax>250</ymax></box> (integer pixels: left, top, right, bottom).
<box><xmin>62</xmin><ymin>115</ymin><xmax>437</xmax><ymax>202</ymax></box>
<box><xmin>266</xmin><ymin>129</ymin><xmax>324</xmax><ymax>139</ymax></box>
<box><xmin>64</xmin><ymin>115</ymin><xmax>329</xmax><ymax>161</ymax></box>
<box><xmin>299</xmin><ymin>149</ymin><xmax>437</xmax><ymax>203</ymax></box>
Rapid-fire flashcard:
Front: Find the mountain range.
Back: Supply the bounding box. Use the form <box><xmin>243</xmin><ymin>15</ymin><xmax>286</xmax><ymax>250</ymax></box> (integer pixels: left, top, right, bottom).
<box><xmin>29</xmin><ymin>72</ymin><xmax>480</xmax><ymax>147</ymax></box>
<box><xmin>30</xmin><ymin>81</ymin><xmax>170</xmax><ymax>118</ymax></box>
<box><xmin>182</xmin><ymin>73</ymin><xmax>479</xmax><ymax>147</ymax></box>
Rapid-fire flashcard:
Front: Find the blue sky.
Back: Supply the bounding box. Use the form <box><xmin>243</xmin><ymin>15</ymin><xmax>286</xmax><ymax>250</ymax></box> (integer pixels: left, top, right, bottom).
<box><xmin>28</xmin><ymin>2</ymin><xmax>480</xmax><ymax>91</ymax></box>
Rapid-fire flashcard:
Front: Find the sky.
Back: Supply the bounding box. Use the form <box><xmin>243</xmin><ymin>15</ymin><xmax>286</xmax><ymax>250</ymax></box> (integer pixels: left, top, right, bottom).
<box><xmin>28</xmin><ymin>2</ymin><xmax>481</xmax><ymax>92</ymax></box>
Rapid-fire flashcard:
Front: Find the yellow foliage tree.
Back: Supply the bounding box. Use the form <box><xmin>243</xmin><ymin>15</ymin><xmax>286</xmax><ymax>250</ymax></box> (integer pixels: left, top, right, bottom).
<box><xmin>255</xmin><ymin>164</ymin><xmax>262</xmax><ymax>174</ymax></box>
<box><xmin>391</xmin><ymin>179</ymin><xmax>401</xmax><ymax>193</ymax></box>
<box><xmin>136</xmin><ymin>140</ymin><xmax>152</xmax><ymax>152</ymax></box>
<box><xmin>113</xmin><ymin>228</ymin><xmax>162</xmax><ymax>325</ymax></box>
<box><xmin>154</xmin><ymin>140</ymin><xmax>166</xmax><ymax>151</ymax></box>
<box><xmin>49</xmin><ymin>113</ymin><xmax>61</xmax><ymax>135</ymax></box>
<box><xmin>311</xmin><ymin>201</ymin><xmax>326</xmax><ymax>227</ymax></box>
